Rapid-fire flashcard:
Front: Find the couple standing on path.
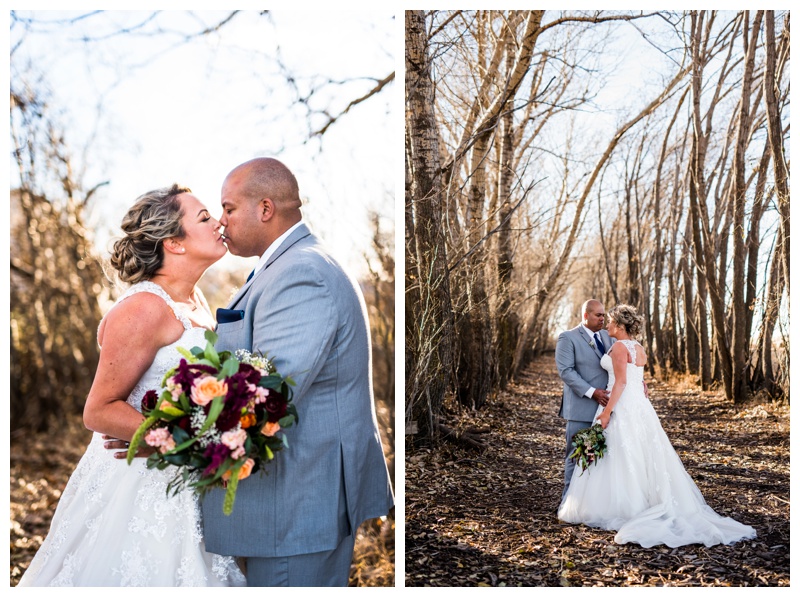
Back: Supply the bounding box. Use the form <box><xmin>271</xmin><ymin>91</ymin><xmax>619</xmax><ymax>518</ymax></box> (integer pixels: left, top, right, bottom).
<box><xmin>555</xmin><ymin>299</ymin><xmax>756</xmax><ymax>548</ymax></box>
<box><xmin>18</xmin><ymin>158</ymin><xmax>394</xmax><ymax>587</ymax></box>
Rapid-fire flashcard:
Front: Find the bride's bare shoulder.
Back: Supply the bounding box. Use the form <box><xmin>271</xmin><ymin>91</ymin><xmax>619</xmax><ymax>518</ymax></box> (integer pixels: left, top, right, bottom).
<box><xmin>97</xmin><ymin>292</ymin><xmax>177</xmax><ymax>348</ymax></box>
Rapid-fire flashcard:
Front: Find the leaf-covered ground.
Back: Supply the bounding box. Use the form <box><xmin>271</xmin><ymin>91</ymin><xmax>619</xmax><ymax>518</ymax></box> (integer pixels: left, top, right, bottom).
<box><xmin>10</xmin><ymin>414</ymin><xmax>394</xmax><ymax>587</ymax></box>
<box><xmin>405</xmin><ymin>357</ymin><xmax>789</xmax><ymax>587</ymax></box>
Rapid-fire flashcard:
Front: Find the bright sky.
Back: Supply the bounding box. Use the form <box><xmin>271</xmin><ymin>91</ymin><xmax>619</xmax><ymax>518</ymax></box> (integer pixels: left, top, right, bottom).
<box><xmin>8</xmin><ymin>9</ymin><xmax>396</xmax><ymax>278</ymax></box>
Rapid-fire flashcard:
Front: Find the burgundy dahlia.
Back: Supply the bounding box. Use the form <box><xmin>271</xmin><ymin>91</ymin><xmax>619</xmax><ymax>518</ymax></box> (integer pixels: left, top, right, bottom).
<box><xmin>141</xmin><ymin>390</ymin><xmax>159</xmax><ymax>414</ymax></box>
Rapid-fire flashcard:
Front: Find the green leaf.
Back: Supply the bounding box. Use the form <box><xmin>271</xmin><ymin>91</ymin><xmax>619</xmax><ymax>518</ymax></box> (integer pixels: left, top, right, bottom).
<box><xmin>178</xmin><ymin>391</ymin><xmax>191</xmax><ymax>412</ymax></box>
<box><xmin>200</xmin><ymin>396</ymin><xmax>225</xmax><ymax>432</ymax></box>
<box><xmin>163</xmin><ymin>452</ymin><xmax>189</xmax><ymax>466</ymax></box>
<box><xmin>172</xmin><ymin>425</ymin><xmax>190</xmax><ymax>445</ymax></box>
<box><xmin>220</xmin><ymin>355</ymin><xmax>239</xmax><ymax>379</ymax></box>
<box><xmin>171</xmin><ymin>435</ymin><xmax>200</xmax><ymax>453</ymax></box>
<box><xmin>204</xmin><ymin>342</ymin><xmax>221</xmax><ymax>368</ymax></box>
<box><xmin>188</xmin><ymin>453</ymin><xmax>209</xmax><ymax>469</ymax></box>
<box><xmin>204</xmin><ymin>329</ymin><xmax>219</xmax><ymax>346</ymax></box>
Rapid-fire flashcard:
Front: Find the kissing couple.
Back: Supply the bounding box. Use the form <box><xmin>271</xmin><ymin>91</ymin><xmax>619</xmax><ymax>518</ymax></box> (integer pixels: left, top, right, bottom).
<box><xmin>18</xmin><ymin>158</ymin><xmax>395</xmax><ymax>587</ymax></box>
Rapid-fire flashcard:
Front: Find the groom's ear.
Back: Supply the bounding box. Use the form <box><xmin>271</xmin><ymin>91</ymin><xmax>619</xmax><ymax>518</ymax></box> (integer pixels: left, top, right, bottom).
<box><xmin>259</xmin><ymin>197</ymin><xmax>275</xmax><ymax>222</ymax></box>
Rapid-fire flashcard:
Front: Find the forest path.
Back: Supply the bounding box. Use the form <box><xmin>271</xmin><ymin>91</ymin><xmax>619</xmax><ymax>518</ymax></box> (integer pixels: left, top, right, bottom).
<box><xmin>405</xmin><ymin>356</ymin><xmax>789</xmax><ymax>587</ymax></box>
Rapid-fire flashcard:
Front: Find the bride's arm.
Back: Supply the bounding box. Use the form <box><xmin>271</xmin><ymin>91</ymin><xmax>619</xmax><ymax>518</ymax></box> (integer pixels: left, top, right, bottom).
<box><xmin>83</xmin><ymin>292</ymin><xmax>184</xmax><ymax>441</ymax></box>
<box><xmin>598</xmin><ymin>344</ymin><xmax>628</xmax><ymax>428</ymax></box>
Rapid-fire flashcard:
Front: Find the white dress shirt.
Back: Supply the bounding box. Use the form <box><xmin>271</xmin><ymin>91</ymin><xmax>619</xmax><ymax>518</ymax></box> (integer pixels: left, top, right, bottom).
<box><xmin>251</xmin><ymin>221</ymin><xmax>304</xmax><ymax>279</ymax></box>
<box><xmin>581</xmin><ymin>324</ymin><xmax>604</xmax><ymax>399</ymax></box>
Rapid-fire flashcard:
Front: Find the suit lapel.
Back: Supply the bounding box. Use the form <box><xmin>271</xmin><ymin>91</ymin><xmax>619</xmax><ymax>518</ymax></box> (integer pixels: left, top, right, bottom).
<box><xmin>226</xmin><ymin>223</ymin><xmax>312</xmax><ymax>309</ymax></box>
<box><xmin>226</xmin><ymin>277</ymin><xmax>253</xmax><ymax>310</ymax></box>
<box><xmin>576</xmin><ymin>326</ymin><xmax>603</xmax><ymax>359</ymax></box>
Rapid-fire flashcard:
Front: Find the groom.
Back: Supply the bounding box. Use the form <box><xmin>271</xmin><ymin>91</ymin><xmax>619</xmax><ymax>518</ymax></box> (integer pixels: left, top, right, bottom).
<box><xmin>203</xmin><ymin>157</ymin><xmax>394</xmax><ymax>586</ymax></box>
<box><xmin>554</xmin><ymin>299</ymin><xmax>613</xmax><ymax>503</ymax></box>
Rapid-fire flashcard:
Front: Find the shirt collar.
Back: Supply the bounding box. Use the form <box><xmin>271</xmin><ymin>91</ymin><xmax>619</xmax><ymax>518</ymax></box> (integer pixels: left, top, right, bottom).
<box><xmin>252</xmin><ymin>221</ymin><xmax>304</xmax><ymax>277</ymax></box>
<box><xmin>581</xmin><ymin>324</ymin><xmax>599</xmax><ymax>340</ymax></box>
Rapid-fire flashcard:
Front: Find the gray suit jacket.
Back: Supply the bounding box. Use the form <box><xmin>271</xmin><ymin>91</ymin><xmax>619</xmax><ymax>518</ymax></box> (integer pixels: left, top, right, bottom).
<box><xmin>202</xmin><ymin>223</ymin><xmax>394</xmax><ymax>558</ymax></box>
<box><xmin>555</xmin><ymin>326</ymin><xmax>614</xmax><ymax>423</ymax></box>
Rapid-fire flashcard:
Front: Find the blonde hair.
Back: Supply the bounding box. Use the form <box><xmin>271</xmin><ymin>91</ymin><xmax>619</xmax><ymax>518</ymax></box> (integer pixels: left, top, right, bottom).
<box><xmin>109</xmin><ymin>184</ymin><xmax>190</xmax><ymax>283</ymax></box>
<box><xmin>607</xmin><ymin>304</ymin><xmax>644</xmax><ymax>337</ymax></box>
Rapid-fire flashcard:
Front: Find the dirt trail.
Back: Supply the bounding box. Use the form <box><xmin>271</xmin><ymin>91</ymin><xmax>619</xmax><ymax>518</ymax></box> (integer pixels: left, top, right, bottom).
<box><xmin>405</xmin><ymin>357</ymin><xmax>789</xmax><ymax>587</ymax></box>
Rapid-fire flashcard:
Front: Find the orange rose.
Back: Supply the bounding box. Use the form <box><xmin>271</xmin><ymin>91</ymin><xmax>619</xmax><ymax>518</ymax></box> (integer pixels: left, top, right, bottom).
<box><xmin>240</xmin><ymin>413</ymin><xmax>257</xmax><ymax>429</ymax></box>
<box><xmin>191</xmin><ymin>376</ymin><xmax>228</xmax><ymax>406</ymax></box>
<box><xmin>261</xmin><ymin>421</ymin><xmax>281</xmax><ymax>437</ymax></box>
<box><xmin>222</xmin><ymin>458</ymin><xmax>255</xmax><ymax>481</ymax></box>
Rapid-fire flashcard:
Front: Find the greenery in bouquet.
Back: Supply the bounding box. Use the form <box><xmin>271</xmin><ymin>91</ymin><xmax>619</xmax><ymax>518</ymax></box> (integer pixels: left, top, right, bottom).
<box><xmin>568</xmin><ymin>423</ymin><xmax>607</xmax><ymax>475</ymax></box>
<box><xmin>127</xmin><ymin>330</ymin><xmax>297</xmax><ymax>515</ymax></box>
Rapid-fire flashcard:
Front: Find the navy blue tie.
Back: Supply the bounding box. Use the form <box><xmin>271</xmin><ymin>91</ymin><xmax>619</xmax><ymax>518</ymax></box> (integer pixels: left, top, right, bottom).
<box><xmin>246</xmin><ymin>269</ymin><xmax>254</xmax><ymax>283</ymax></box>
<box><xmin>594</xmin><ymin>333</ymin><xmax>606</xmax><ymax>355</ymax></box>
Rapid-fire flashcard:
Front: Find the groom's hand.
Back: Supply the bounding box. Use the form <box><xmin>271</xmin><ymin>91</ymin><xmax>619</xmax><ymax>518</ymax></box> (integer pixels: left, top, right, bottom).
<box><xmin>592</xmin><ymin>389</ymin><xmax>610</xmax><ymax>406</ymax></box>
<box><xmin>102</xmin><ymin>435</ymin><xmax>155</xmax><ymax>460</ymax></box>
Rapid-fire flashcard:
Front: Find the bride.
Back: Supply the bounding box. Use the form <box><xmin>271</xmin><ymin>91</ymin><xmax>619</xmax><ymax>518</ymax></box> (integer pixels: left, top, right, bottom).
<box><xmin>18</xmin><ymin>185</ymin><xmax>246</xmax><ymax>586</ymax></box>
<box><xmin>557</xmin><ymin>304</ymin><xmax>757</xmax><ymax>548</ymax></box>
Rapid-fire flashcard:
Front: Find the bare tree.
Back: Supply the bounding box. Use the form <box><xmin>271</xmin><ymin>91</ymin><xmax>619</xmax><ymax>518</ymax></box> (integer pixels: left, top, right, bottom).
<box><xmin>10</xmin><ymin>81</ymin><xmax>108</xmax><ymax>431</ymax></box>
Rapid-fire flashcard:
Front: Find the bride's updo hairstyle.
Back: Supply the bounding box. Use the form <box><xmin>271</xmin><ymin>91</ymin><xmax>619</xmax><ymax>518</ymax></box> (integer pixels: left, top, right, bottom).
<box><xmin>109</xmin><ymin>184</ymin><xmax>190</xmax><ymax>284</ymax></box>
<box><xmin>608</xmin><ymin>304</ymin><xmax>644</xmax><ymax>337</ymax></box>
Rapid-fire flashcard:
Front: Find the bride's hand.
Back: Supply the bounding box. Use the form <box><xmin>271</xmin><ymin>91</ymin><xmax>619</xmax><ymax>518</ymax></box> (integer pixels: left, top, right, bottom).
<box><xmin>598</xmin><ymin>410</ymin><xmax>611</xmax><ymax>429</ymax></box>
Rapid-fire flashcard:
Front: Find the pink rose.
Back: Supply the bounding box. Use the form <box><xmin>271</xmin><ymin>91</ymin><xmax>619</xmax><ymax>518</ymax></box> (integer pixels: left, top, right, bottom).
<box><xmin>221</xmin><ymin>428</ymin><xmax>247</xmax><ymax>451</ymax></box>
<box><xmin>145</xmin><ymin>427</ymin><xmax>176</xmax><ymax>454</ymax></box>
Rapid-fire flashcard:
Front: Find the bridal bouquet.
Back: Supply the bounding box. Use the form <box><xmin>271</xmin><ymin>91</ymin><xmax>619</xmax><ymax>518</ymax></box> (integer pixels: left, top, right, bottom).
<box><xmin>569</xmin><ymin>423</ymin><xmax>607</xmax><ymax>475</ymax></box>
<box><xmin>127</xmin><ymin>330</ymin><xmax>296</xmax><ymax>515</ymax></box>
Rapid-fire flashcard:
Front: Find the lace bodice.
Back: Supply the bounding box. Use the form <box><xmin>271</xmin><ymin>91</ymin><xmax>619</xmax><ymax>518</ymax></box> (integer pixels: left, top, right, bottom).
<box><xmin>18</xmin><ymin>280</ymin><xmax>246</xmax><ymax>587</ymax></box>
<box><xmin>101</xmin><ymin>281</ymin><xmax>209</xmax><ymax>412</ymax></box>
<box><xmin>600</xmin><ymin>339</ymin><xmax>645</xmax><ymax>390</ymax></box>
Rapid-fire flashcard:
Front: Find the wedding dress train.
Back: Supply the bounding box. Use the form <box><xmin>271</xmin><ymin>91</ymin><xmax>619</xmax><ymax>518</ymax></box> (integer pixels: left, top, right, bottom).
<box><xmin>18</xmin><ymin>282</ymin><xmax>246</xmax><ymax>587</ymax></box>
<box><xmin>557</xmin><ymin>339</ymin><xmax>756</xmax><ymax>548</ymax></box>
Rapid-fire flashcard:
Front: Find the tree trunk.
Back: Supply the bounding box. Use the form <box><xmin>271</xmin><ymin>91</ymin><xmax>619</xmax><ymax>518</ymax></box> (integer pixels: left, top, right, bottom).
<box><xmin>763</xmin><ymin>10</ymin><xmax>790</xmax><ymax>299</ymax></box>
<box><xmin>405</xmin><ymin>10</ymin><xmax>456</xmax><ymax>442</ymax></box>
<box><xmin>730</xmin><ymin>10</ymin><xmax>763</xmax><ymax>403</ymax></box>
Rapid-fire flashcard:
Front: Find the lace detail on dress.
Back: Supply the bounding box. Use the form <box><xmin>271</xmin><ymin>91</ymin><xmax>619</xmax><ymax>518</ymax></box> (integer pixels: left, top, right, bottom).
<box><xmin>17</xmin><ymin>281</ymin><xmax>247</xmax><ymax>587</ymax></box>
<box><xmin>114</xmin><ymin>280</ymin><xmax>193</xmax><ymax>331</ymax></box>
<box><xmin>102</xmin><ymin>281</ymin><xmax>208</xmax><ymax>413</ymax></box>
<box><xmin>618</xmin><ymin>339</ymin><xmax>639</xmax><ymax>364</ymax></box>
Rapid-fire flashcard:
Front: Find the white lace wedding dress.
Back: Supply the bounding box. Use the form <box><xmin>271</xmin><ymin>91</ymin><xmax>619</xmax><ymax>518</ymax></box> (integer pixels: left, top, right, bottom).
<box><xmin>18</xmin><ymin>281</ymin><xmax>247</xmax><ymax>587</ymax></box>
<box><xmin>557</xmin><ymin>339</ymin><xmax>756</xmax><ymax>548</ymax></box>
